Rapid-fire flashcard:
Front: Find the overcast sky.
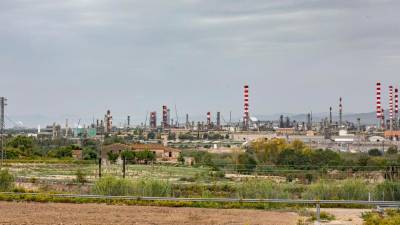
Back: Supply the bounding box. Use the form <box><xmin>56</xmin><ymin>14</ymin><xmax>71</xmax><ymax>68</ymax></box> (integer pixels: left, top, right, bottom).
<box><xmin>1</xmin><ymin>0</ymin><xmax>400</xmax><ymax>127</ymax></box>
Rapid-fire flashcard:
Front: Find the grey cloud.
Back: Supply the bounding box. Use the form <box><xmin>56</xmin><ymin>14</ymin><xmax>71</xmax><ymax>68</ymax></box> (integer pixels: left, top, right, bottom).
<box><xmin>0</xmin><ymin>0</ymin><xmax>400</xmax><ymax>127</ymax></box>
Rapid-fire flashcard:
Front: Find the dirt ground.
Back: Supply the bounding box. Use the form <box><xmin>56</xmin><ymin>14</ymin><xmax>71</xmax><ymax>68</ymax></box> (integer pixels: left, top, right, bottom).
<box><xmin>313</xmin><ymin>208</ymin><xmax>370</xmax><ymax>225</ymax></box>
<box><xmin>0</xmin><ymin>201</ymin><xmax>299</xmax><ymax>225</ymax></box>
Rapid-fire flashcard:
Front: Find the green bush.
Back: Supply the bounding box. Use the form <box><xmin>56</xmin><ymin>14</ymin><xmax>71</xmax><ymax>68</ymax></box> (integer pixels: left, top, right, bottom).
<box><xmin>363</xmin><ymin>210</ymin><xmax>400</xmax><ymax>225</ymax></box>
<box><xmin>368</xmin><ymin>149</ymin><xmax>383</xmax><ymax>157</ymax></box>
<box><xmin>310</xmin><ymin>211</ymin><xmax>336</xmax><ymax>222</ymax></box>
<box><xmin>75</xmin><ymin>169</ymin><xmax>87</xmax><ymax>185</ymax></box>
<box><xmin>387</xmin><ymin>146</ymin><xmax>398</xmax><ymax>155</ymax></box>
<box><xmin>0</xmin><ymin>169</ymin><xmax>15</xmax><ymax>191</ymax></box>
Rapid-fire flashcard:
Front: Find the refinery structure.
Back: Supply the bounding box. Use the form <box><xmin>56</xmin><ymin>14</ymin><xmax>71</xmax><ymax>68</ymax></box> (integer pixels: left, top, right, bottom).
<box><xmin>2</xmin><ymin>82</ymin><xmax>400</xmax><ymax>154</ymax></box>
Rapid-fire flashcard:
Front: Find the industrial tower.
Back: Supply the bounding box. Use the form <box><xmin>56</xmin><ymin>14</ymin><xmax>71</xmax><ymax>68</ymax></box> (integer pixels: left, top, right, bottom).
<box><xmin>376</xmin><ymin>82</ymin><xmax>383</xmax><ymax>128</ymax></box>
<box><xmin>339</xmin><ymin>97</ymin><xmax>343</xmax><ymax>128</ymax></box>
<box><xmin>162</xmin><ymin>106</ymin><xmax>169</xmax><ymax>129</ymax></box>
<box><xmin>150</xmin><ymin>111</ymin><xmax>157</xmax><ymax>129</ymax></box>
<box><xmin>104</xmin><ymin>110</ymin><xmax>112</xmax><ymax>134</ymax></box>
<box><xmin>243</xmin><ymin>84</ymin><xmax>250</xmax><ymax>130</ymax></box>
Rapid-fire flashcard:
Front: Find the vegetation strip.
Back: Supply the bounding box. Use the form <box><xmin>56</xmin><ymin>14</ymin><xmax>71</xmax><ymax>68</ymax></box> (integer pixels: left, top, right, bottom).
<box><xmin>1</xmin><ymin>192</ymin><xmax>399</xmax><ymax>206</ymax></box>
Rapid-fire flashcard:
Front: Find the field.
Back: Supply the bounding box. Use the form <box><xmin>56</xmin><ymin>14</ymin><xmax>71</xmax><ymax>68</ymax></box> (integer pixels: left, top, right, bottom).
<box><xmin>0</xmin><ymin>201</ymin><xmax>300</xmax><ymax>225</ymax></box>
<box><xmin>0</xmin><ymin>162</ymin><xmax>396</xmax><ymax>225</ymax></box>
<box><xmin>4</xmin><ymin>163</ymin><xmax>210</xmax><ymax>183</ymax></box>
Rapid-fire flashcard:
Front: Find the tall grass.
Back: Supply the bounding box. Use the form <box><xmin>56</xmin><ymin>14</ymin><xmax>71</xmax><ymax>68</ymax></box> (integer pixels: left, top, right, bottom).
<box><xmin>235</xmin><ymin>179</ymin><xmax>291</xmax><ymax>199</ymax></box>
<box><xmin>373</xmin><ymin>181</ymin><xmax>400</xmax><ymax>201</ymax></box>
<box><xmin>0</xmin><ymin>169</ymin><xmax>14</xmax><ymax>192</ymax></box>
<box><xmin>92</xmin><ymin>176</ymin><xmax>172</xmax><ymax>197</ymax></box>
<box><xmin>303</xmin><ymin>179</ymin><xmax>370</xmax><ymax>200</ymax></box>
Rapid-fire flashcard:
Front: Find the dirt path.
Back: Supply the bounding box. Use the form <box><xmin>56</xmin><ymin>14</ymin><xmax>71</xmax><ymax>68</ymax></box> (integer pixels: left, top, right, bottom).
<box><xmin>0</xmin><ymin>201</ymin><xmax>299</xmax><ymax>225</ymax></box>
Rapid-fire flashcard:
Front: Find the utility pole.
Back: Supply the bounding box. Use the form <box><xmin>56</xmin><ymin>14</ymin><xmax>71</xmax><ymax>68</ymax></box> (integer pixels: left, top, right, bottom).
<box><xmin>1</xmin><ymin>97</ymin><xmax>7</xmax><ymax>166</ymax></box>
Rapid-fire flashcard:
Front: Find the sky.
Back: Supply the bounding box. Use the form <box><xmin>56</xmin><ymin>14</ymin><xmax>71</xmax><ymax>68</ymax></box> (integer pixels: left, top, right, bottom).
<box><xmin>1</xmin><ymin>0</ymin><xmax>400</xmax><ymax>127</ymax></box>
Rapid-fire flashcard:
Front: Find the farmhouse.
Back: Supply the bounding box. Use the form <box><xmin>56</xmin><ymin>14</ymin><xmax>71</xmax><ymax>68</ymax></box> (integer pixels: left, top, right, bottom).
<box><xmin>102</xmin><ymin>143</ymin><xmax>181</xmax><ymax>163</ymax></box>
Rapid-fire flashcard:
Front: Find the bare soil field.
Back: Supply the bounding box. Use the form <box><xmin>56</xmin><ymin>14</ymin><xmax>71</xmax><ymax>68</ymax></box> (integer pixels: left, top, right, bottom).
<box><xmin>313</xmin><ymin>208</ymin><xmax>370</xmax><ymax>225</ymax></box>
<box><xmin>0</xmin><ymin>201</ymin><xmax>299</xmax><ymax>225</ymax></box>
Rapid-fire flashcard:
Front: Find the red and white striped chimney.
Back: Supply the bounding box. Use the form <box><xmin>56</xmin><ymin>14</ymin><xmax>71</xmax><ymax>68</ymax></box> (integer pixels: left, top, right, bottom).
<box><xmin>376</xmin><ymin>82</ymin><xmax>382</xmax><ymax>119</ymax></box>
<box><xmin>207</xmin><ymin>112</ymin><xmax>211</xmax><ymax>126</ymax></box>
<box><xmin>390</xmin><ymin>86</ymin><xmax>393</xmax><ymax>120</ymax></box>
<box><xmin>243</xmin><ymin>84</ymin><xmax>249</xmax><ymax>128</ymax></box>
<box><xmin>395</xmin><ymin>88</ymin><xmax>399</xmax><ymax>115</ymax></box>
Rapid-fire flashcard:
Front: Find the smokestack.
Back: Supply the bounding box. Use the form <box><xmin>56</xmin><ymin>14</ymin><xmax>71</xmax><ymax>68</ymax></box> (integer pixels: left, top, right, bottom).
<box><xmin>207</xmin><ymin>112</ymin><xmax>211</xmax><ymax>128</ymax></box>
<box><xmin>216</xmin><ymin>112</ymin><xmax>221</xmax><ymax>129</ymax></box>
<box><xmin>376</xmin><ymin>82</ymin><xmax>382</xmax><ymax>128</ymax></box>
<box><xmin>280</xmin><ymin>115</ymin><xmax>284</xmax><ymax>128</ymax></box>
<box><xmin>339</xmin><ymin>97</ymin><xmax>343</xmax><ymax>128</ymax></box>
<box><xmin>105</xmin><ymin>110</ymin><xmax>112</xmax><ymax>134</ymax></box>
<box><xmin>396</xmin><ymin>88</ymin><xmax>399</xmax><ymax>129</ymax></box>
<box><xmin>127</xmin><ymin>116</ymin><xmax>130</xmax><ymax>129</ymax></box>
<box><xmin>243</xmin><ymin>84</ymin><xmax>249</xmax><ymax>129</ymax></box>
<box><xmin>389</xmin><ymin>85</ymin><xmax>394</xmax><ymax>130</ymax></box>
<box><xmin>150</xmin><ymin>112</ymin><xmax>157</xmax><ymax>129</ymax></box>
<box><xmin>329</xmin><ymin>107</ymin><xmax>332</xmax><ymax>125</ymax></box>
<box><xmin>162</xmin><ymin>106</ymin><xmax>168</xmax><ymax>129</ymax></box>
<box><xmin>185</xmin><ymin>114</ymin><xmax>189</xmax><ymax>129</ymax></box>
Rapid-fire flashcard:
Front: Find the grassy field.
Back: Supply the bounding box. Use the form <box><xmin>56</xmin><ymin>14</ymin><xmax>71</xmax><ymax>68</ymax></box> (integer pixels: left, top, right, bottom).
<box><xmin>2</xmin><ymin>162</ymin><xmax>211</xmax><ymax>183</ymax></box>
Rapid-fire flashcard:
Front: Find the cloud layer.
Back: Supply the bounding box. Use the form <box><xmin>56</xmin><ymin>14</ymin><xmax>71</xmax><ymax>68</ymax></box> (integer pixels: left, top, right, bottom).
<box><xmin>1</xmin><ymin>0</ymin><xmax>400</xmax><ymax>126</ymax></box>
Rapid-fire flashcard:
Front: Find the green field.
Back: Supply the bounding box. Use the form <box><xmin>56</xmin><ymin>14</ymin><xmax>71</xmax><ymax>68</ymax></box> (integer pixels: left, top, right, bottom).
<box><xmin>2</xmin><ymin>162</ymin><xmax>211</xmax><ymax>183</ymax></box>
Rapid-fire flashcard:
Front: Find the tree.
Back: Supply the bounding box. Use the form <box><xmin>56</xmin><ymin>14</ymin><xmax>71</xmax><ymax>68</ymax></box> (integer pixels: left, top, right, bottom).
<box><xmin>121</xmin><ymin>150</ymin><xmax>136</xmax><ymax>161</ymax></box>
<box><xmin>147</xmin><ymin>132</ymin><xmax>156</xmax><ymax>140</ymax></box>
<box><xmin>309</xmin><ymin>149</ymin><xmax>342</xmax><ymax>167</ymax></box>
<box><xmin>7</xmin><ymin>136</ymin><xmax>35</xmax><ymax>156</ymax></box>
<box><xmin>136</xmin><ymin>150</ymin><xmax>155</xmax><ymax>164</ymax></box>
<box><xmin>107</xmin><ymin>151</ymin><xmax>119</xmax><ymax>163</ymax></box>
<box><xmin>83</xmin><ymin>148</ymin><xmax>98</xmax><ymax>160</ymax></box>
<box><xmin>368</xmin><ymin>149</ymin><xmax>383</xmax><ymax>157</ymax></box>
<box><xmin>167</xmin><ymin>132</ymin><xmax>176</xmax><ymax>140</ymax></box>
<box><xmin>387</xmin><ymin>146</ymin><xmax>398</xmax><ymax>155</ymax></box>
<box><xmin>358</xmin><ymin>154</ymin><xmax>370</xmax><ymax>166</ymax></box>
<box><xmin>276</xmin><ymin>148</ymin><xmax>309</xmax><ymax>167</ymax></box>
<box><xmin>237</xmin><ymin>153</ymin><xmax>257</xmax><ymax>174</ymax></box>
<box><xmin>48</xmin><ymin>145</ymin><xmax>74</xmax><ymax>158</ymax></box>
<box><xmin>178</xmin><ymin>153</ymin><xmax>185</xmax><ymax>165</ymax></box>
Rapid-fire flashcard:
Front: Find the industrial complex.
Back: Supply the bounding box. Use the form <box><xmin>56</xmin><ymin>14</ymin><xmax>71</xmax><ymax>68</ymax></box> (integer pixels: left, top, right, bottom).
<box><xmin>1</xmin><ymin>82</ymin><xmax>400</xmax><ymax>157</ymax></box>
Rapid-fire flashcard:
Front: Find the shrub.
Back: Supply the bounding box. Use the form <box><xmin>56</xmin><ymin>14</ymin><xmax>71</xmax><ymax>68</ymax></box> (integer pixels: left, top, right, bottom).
<box><xmin>310</xmin><ymin>211</ymin><xmax>336</xmax><ymax>222</ymax></box>
<box><xmin>363</xmin><ymin>210</ymin><xmax>400</xmax><ymax>225</ymax></box>
<box><xmin>0</xmin><ymin>169</ymin><xmax>15</xmax><ymax>191</ymax></box>
<box><xmin>75</xmin><ymin>169</ymin><xmax>87</xmax><ymax>185</ymax></box>
<box><xmin>387</xmin><ymin>146</ymin><xmax>398</xmax><ymax>155</ymax></box>
<box><xmin>368</xmin><ymin>149</ymin><xmax>383</xmax><ymax>157</ymax></box>
<box><xmin>107</xmin><ymin>152</ymin><xmax>119</xmax><ymax>163</ymax></box>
